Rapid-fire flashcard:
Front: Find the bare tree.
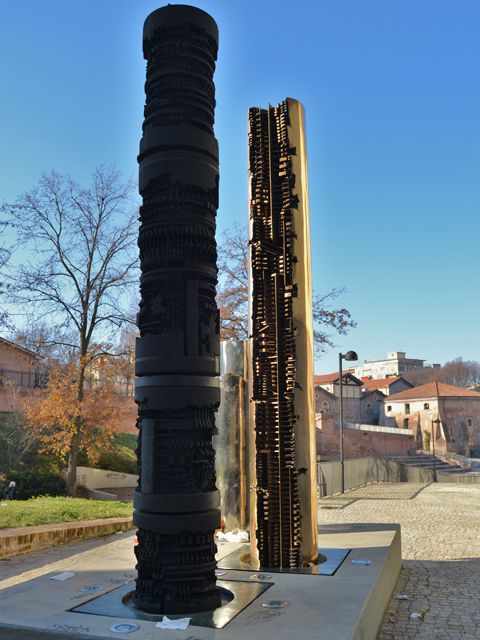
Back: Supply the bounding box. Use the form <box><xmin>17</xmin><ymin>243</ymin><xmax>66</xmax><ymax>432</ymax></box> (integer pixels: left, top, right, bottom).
<box><xmin>216</xmin><ymin>224</ymin><xmax>356</xmax><ymax>355</ymax></box>
<box><xmin>0</xmin><ymin>221</ymin><xmax>15</xmax><ymax>330</ymax></box>
<box><xmin>406</xmin><ymin>358</ymin><xmax>480</xmax><ymax>389</ymax></box>
<box><xmin>1</xmin><ymin>167</ymin><xmax>139</xmax><ymax>494</ymax></box>
<box><xmin>217</xmin><ymin>222</ymin><xmax>249</xmax><ymax>340</ymax></box>
<box><xmin>311</xmin><ymin>288</ymin><xmax>357</xmax><ymax>357</ymax></box>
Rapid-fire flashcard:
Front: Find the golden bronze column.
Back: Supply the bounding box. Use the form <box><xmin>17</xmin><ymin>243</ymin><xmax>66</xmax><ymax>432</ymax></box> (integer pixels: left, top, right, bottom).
<box><xmin>248</xmin><ymin>98</ymin><xmax>318</xmax><ymax>568</ymax></box>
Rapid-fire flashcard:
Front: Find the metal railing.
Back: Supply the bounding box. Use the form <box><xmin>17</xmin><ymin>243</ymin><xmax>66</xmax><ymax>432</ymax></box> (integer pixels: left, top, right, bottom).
<box><xmin>0</xmin><ymin>369</ymin><xmax>134</xmax><ymax>396</ymax></box>
<box><xmin>0</xmin><ymin>368</ymin><xmax>48</xmax><ymax>389</ymax></box>
<box><xmin>346</xmin><ymin>421</ymin><xmax>414</xmax><ymax>436</ymax></box>
<box><xmin>439</xmin><ymin>450</ymin><xmax>480</xmax><ymax>471</ymax></box>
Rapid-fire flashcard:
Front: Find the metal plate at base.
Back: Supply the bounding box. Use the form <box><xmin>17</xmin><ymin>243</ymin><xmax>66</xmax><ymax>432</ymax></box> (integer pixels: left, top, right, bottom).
<box><xmin>70</xmin><ymin>579</ymin><xmax>272</xmax><ymax>630</ymax></box>
<box><xmin>217</xmin><ymin>545</ymin><xmax>350</xmax><ymax>576</ymax></box>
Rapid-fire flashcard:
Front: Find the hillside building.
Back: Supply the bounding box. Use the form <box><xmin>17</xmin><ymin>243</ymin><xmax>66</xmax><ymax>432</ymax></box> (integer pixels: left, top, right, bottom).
<box><xmin>385</xmin><ymin>381</ymin><xmax>480</xmax><ymax>457</ymax></box>
<box><xmin>349</xmin><ymin>351</ymin><xmax>433</xmax><ymax>379</ymax></box>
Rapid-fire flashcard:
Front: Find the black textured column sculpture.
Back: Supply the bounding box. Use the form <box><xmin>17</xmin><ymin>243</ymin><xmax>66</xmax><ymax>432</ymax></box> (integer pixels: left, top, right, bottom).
<box><xmin>133</xmin><ymin>5</ymin><xmax>221</xmax><ymax>614</ymax></box>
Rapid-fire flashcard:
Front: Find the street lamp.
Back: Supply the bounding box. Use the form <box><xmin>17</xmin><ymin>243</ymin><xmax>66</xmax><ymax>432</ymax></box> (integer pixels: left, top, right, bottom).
<box><xmin>431</xmin><ymin>418</ymin><xmax>441</xmax><ymax>482</ymax></box>
<box><xmin>339</xmin><ymin>350</ymin><xmax>358</xmax><ymax>493</ymax></box>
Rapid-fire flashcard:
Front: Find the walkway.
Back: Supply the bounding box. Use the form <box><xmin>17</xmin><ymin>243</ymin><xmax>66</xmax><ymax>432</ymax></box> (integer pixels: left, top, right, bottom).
<box><xmin>320</xmin><ymin>482</ymin><xmax>480</xmax><ymax>639</ymax></box>
<box><xmin>2</xmin><ymin>483</ymin><xmax>479</xmax><ymax>638</ymax></box>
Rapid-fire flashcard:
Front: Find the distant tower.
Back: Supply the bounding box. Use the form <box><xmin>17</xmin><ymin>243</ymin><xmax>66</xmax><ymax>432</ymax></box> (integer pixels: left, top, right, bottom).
<box><xmin>249</xmin><ymin>98</ymin><xmax>318</xmax><ymax>567</ymax></box>
<box><xmin>134</xmin><ymin>5</ymin><xmax>221</xmax><ymax>613</ymax></box>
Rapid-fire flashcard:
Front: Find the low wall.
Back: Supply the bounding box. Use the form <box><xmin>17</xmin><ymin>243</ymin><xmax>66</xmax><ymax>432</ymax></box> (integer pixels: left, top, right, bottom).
<box><xmin>316</xmin><ymin>415</ymin><xmax>415</xmax><ymax>459</ymax></box>
<box><xmin>76</xmin><ymin>466</ymin><xmax>138</xmax><ymax>490</ymax></box>
<box><xmin>317</xmin><ymin>457</ymin><xmax>480</xmax><ymax>497</ymax></box>
<box><xmin>0</xmin><ymin>516</ymin><xmax>133</xmax><ymax>560</ymax></box>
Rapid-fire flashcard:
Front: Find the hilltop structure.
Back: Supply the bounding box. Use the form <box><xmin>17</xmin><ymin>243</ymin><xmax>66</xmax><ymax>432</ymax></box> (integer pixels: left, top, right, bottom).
<box><xmin>348</xmin><ymin>351</ymin><xmax>439</xmax><ymax>380</ymax></box>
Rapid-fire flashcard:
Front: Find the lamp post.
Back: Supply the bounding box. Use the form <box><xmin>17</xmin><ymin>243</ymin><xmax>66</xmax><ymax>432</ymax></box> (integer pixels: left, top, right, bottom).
<box><xmin>431</xmin><ymin>418</ymin><xmax>441</xmax><ymax>482</ymax></box>
<box><xmin>339</xmin><ymin>350</ymin><xmax>358</xmax><ymax>494</ymax></box>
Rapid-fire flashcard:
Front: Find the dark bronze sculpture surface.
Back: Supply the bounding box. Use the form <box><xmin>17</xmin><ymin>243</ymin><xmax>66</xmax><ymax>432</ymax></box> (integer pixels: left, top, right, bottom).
<box><xmin>133</xmin><ymin>4</ymin><xmax>221</xmax><ymax>614</ymax></box>
<box><xmin>249</xmin><ymin>101</ymin><xmax>302</xmax><ymax>568</ymax></box>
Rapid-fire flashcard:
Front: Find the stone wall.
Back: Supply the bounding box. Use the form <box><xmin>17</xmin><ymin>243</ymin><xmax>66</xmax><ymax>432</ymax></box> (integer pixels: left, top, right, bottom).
<box><xmin>385</xmin><ymin>396</ymin><xmax>480</xmax><ymax>456</ymax></box>
<box><xmin>315</xmin><ymin>387</ymin><xmax>361</xmax><ymax>422</ymax></box>
<box><xmin>76</xmin><ymin>466</ymin><xmax>138</xmax><ymax>490</ymax></box>
<box><xmin>316</xmin><ymin>414</ymin><xmax>415</xmax><ymax>459</ymax></box>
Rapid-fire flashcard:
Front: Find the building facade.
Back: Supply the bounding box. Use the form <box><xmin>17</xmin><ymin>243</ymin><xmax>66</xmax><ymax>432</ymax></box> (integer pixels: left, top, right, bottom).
<box><xmin>0</xmin><ymin>337</ymin><xmax>43</xmax><ymax>389</ymax></box>
<box><xmin>349</xmin><ymin>351</ymin><xmax>426</xmax><ymax>379</ymax></box>
<box><xmin>314</xmin><ymin>372</ymin><xmax>363</xmax><ymax>422</ymax></box>
<box><xmin>385</xmin><ymin>382</ymin><xmax>480</xmax><ymax>457</ymax></box>
<box><xmin>360</xmin><ymin>376</ymin><xmax>413</xmax><ymax>396</ymax></box>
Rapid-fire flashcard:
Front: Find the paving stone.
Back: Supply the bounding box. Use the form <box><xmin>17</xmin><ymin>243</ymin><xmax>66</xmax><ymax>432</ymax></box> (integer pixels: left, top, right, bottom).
<box><xmin>319</xmin><ymin>482</ymin><xmax>480</xmax><ymax>638</ymax></box>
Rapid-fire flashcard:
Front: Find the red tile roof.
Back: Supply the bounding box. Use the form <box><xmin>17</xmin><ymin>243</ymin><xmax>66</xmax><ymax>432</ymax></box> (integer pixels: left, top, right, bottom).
<box><xmin>314</xmin><ymin>372</ymin><xmax>363</xmax><ymax>385</ymax></box>
<box><xmin>388</xmin><ymin>381</ymin><xmax>480</xmax><ymax>401</ymax></box>
<box><xmin>314</xmin><ymin>372</ymin><xmax>340</xmax><ymax>384</ymax></box>
<box><xmin>361</xmin><ymin>376</ymin><xmax>401</xmax><ymax>390</ymax></box>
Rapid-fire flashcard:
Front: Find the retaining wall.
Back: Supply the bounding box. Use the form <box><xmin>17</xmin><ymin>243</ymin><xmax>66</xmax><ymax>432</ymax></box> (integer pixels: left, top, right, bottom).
<box><xmin>317</xmin><ymin>457</ymin><xmax>480</xmax><ymax>497</ymax></box>
<box><xmin>0</xmin><ymin>516</ymin><xmax>133</xmax><ymax>560</ymax></box>
<box><xmin>76</xmin><ymin>466</ymin><xmax>138</xmax><ymax>490</ymax></box>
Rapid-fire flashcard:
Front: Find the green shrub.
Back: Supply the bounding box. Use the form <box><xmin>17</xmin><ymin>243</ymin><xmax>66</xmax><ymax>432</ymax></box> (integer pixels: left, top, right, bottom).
<box><xmin>2</xmin><ymin>470</ymin><xmax>67</xmax><ymax>500</ymax></box>
<box><xmin>97</xmin><ymin>445</ymin><xmax>137</xmax><ymax>475</ymax></box>
<box><xmin>423</xmin><ymin>430</ymin><xmax>431</xmax><ymax>451</ymax></box>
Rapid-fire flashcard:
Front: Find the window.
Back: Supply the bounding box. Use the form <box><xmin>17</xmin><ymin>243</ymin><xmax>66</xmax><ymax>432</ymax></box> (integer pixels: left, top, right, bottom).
<box><xmin>424</xmin><ymin>403</ymin><xmax>430</xmax><ymax>410</ymax></box>
<box><xmin>405</xmin><ymin>403</ymin><xmax>410</xmax><ymax>414</ymax></box>
<box><xmin>403</xmin><ymin>418</ymin><xmax>409</xmax><ymax>428</ymax></box>
<box><xmin>322</xmin><ymin>401</ymin><xmax>329</xmax><ymax>412</ymax></box>
<box><xmin>366</xmin><ymin>403</ymin><xmax>372</xmax><ymax>415</ymax></box>
<box><xmin>315</xmin><ymin>392</ymin><xmax>319</xmax><ymax>399</ymax></box>
<box><xmin>468</xmin><ymin>418</ymin><xmax>472</xmax><ymax>427</ymax></box>
<box><xmin>387</xmin><ymin>405</ymin><xmax>392</xmax><ymax>412</ymax></box>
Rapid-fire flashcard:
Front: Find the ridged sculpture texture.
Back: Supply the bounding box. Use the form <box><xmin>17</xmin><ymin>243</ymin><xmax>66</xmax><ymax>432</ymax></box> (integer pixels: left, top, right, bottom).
<box><xmin>133</xmin><ymin>4</ymin><xmax>221</xmax><ymax>614</ymax></box>
<box><xmin>249</xmin><ymin>99</ymin><xmax>318</xmax><ymax>568</ymax></box>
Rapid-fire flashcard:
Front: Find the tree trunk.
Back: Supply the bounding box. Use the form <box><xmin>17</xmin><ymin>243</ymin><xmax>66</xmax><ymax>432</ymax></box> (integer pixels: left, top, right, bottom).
<box><xmin>66</xmin><ymin>429</ymin><xmax>80</xmax><ymax>496</ymax></box>
<box><xmin>65</xmin><ymin>357</ymin><xmax>87</xmax><ymax>497</ymax></box>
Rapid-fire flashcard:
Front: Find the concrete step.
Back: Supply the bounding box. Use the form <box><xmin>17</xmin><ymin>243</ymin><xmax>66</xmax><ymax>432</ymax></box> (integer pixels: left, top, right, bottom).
<box><xmin>385</xmin><ymin>455</ymin><xmax>467</xmax><ymax>474</ymax></box>
<box><xmin>387</xmin><ymin>456</ymin><xmax>435</xmax><ymax>461</ymax></box>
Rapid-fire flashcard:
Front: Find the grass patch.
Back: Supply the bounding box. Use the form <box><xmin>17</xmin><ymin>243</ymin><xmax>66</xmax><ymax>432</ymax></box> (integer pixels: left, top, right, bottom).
<box><xmin>0</xmin><ymin>496</ymin><xmax>132</xmax><ymax>529</ymax></box>
<box><xmin>114</xmin><ymin>433</ymin><xmax>137</xmax><ymax>451</ymax></box>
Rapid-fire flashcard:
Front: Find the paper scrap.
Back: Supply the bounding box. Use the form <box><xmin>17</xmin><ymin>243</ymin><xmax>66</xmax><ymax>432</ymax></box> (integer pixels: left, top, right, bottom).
<box><xmin>50</xmin><ymin>572</ymin><xmax>75</xmax><ymax>581</ymax></box>
<box><xmin>155</xmin><ymin>616</ymin><xmax>191</xmax><ymax>630</ymax></box>
<box><xmin>395</xmin><ymin>594</ymin><xmax>409</xmax><ymax>600</ymax></box>
<box><xmin>216</xmin><ymin>530</ymin><xmax>249</xmax><ymax>543</ymax></box>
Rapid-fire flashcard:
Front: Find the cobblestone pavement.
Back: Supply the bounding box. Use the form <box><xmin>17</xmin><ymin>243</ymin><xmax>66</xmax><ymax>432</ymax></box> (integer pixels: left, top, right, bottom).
<box><xmin>320</xmin><ymin>482</ymin><xmax>480</xmax><ymax>639</ymax></box>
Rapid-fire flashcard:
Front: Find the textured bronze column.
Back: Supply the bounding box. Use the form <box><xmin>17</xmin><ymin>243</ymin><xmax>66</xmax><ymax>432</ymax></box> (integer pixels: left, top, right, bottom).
<box><xmin>133</xmin><ymin>5</ymin><xmax>221</xmax><ymax>614</ymax></box>
<box><xmin>248</xmin><ymin>99</ymin><xmax>318</xmax><ymax>568</ymax></box>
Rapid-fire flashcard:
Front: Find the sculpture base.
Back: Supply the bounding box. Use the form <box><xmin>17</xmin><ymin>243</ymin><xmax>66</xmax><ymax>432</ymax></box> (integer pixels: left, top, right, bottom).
<box><xmin>0</xmin><ymin>524</ymin><xmax>401</xmax><ymax>639</ymax></box>
<box><xmin>217</xmin><ymin>545</ymin><xmax>350</xmax><ymax>576</ymax></box>
<box><xmin>132</xmin><ymin>588</ymin><xmax>222</xmax><ymax>615</ymax></box>
<box><xmin>71</xmin><ymin>580</ymin><xmax>270</xmax><ymax>629</ymax></box>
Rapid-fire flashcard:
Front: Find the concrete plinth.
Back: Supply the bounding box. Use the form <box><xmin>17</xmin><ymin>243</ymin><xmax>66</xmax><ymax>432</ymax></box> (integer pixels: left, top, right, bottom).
<box><xmin>0</xmin><ymin>523</ymin><xmax>400</xmax><ymax>640</ymax></box>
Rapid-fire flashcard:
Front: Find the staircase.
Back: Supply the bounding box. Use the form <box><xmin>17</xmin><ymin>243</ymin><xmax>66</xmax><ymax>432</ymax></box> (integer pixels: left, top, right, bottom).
<box><xmin>385</xmin><ymin>453</ymin><xmax>471</xmax><ymax>475</ymax></box>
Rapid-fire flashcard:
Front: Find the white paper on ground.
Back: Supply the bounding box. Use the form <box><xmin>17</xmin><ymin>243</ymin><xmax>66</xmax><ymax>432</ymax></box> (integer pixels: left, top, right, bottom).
<box><xmin>50</xmin><ymin>572</ymin><xmax>75</xmax><ymax>581</ymax></box>
<box><xmin>155</xmin><ymin>616</ymin><xmax>191</xmax><ymax>630</ymax></box>
<box><xmin>216</xmin><ymin>530</ymin><xmax>249</xmax><ymax>543</ymax></box>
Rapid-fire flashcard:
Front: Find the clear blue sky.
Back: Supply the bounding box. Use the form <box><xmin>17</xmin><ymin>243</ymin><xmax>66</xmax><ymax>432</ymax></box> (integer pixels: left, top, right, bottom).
<box><xmin>1</xmin><ymin>0</ymin><xmax>479</xmax><ymax>373</ymax></box>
